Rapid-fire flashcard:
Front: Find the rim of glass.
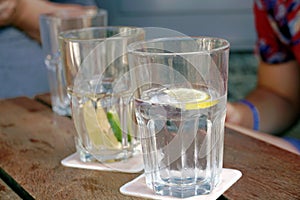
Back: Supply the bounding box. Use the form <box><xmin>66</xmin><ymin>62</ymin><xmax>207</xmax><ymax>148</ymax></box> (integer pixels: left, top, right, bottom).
<box><xmin>40</xmin><ymin>8</ymin><xmax>107</xmax><ymax>20</ymax></box>
<box><xmin>59</xmin><ymin>26</ymin><xmax>144</xmax><ymax>42</ymax></box>
<box><xmin>127</xmin><ymin>36</ymin><xmax>230</xmax><ymax>56</ymax></box>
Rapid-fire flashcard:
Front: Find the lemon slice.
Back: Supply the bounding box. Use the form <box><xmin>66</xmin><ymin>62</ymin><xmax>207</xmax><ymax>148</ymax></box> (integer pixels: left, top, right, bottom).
<box><xmin>83</xmin><ymin>100</ymin><xmax>120</xmax><ymax>149</ymax></box>
<box><xmin>164</xmin><ymin>88</ymin><xmax>218</xmax><ymax>110</ymax></box>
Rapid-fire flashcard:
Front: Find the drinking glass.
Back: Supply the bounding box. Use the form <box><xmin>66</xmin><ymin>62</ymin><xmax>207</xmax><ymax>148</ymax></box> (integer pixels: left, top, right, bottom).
<box><xmin>128</xmin><ymin>36</ymin><xmax>230</xmax><ymax>198</ymax></box>
<box><xmin>59</xmin><ymin>27</ymin><xmax>145</xmax><ymax>163</ymax></box>
<box><xmin>39</xmin><ymin>8</ymin><xmax>107</xmax><ymax>116</ymax></box>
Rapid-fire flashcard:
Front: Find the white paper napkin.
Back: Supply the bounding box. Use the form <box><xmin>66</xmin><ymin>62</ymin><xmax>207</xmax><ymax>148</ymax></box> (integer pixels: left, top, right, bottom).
<box><xmin>61</xmin><ymin>151</ymin><xmax>144</xmax><ymax>173</ymax></box>
<box><xmin>120</xmin><ymin>168</ymin><xmax>242</xmax><ymax>200</ymax></box>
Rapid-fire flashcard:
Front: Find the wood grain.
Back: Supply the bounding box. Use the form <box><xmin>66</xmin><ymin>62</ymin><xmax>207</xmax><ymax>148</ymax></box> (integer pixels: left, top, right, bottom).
<box><xmin>223</xmin><ymin>128</ymin><xmax>300</xmax><ymax>199</ymax></box>
<box><xmin>0</xmin><ymin>97</ymin><xmax>299</xmax><ymax>200</ymax></box>
<box><xmin>0</xmin><ymin>97</ymin><xmax>140</xmax><ymax>200</ymax></box>
<box><xmin>0</xmin><ymin>178</ymin><xmax>21</xmax><ymax>200</ymax></box>
<box><xmin>34</xmin><ymin>93</ymin><xmax>52</xmax><ymax>107</ymax></box>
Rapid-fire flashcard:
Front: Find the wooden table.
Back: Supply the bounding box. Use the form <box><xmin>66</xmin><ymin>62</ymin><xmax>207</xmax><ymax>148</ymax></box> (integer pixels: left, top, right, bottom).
<box><xmin>0</xmin><ymin>95</ymin><xmax>299</xmax><ymax>200</ymax></box>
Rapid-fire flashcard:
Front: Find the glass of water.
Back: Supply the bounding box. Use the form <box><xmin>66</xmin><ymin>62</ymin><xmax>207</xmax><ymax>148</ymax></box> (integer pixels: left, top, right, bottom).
<box><xmin>39</xmin><ymin>8</ymin><xmax>107</xmax><ymax>116</ymax></box>
<box><xmin>59</xmin><ymin>27</ymin><xmax>145</xmax><ymax>163</ymax></box>
<box><xmin>128</xmin><ymin>36</ymin><xmax>230</xmax><ymax>198</ymax></box>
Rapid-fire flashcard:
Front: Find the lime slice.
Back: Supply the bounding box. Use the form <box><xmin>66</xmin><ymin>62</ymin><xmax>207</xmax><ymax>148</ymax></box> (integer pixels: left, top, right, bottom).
<box><xmin>107</xmin><ymin>110</ymin><xmax>122</xmax><ymax>142</ymax></box>
<box><xmin>83</xmin><ymin>100</ymin><xmax>120</xmax><ymax>148</ymax></box>
<box><xmin>164</xmin><ymin>88</ymin><xmax>218</xmax><ymax>110</ymax></box>
<box><xmin>107</xmin><ymin>110</ymin><xmax>132</xmax><ymax>143</ymax></box>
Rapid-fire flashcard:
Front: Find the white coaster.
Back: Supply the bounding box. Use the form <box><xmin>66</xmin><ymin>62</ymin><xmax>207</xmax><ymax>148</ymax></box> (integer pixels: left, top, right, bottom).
<box><xmin>120</xmin><ymin>168</ymin><xmax>242</xmax><ymax>200</ymax></box>
<box><xmin>61</xmin><ymin>151</ymin><xmax>144</xmax><ymax>173</ymax></box>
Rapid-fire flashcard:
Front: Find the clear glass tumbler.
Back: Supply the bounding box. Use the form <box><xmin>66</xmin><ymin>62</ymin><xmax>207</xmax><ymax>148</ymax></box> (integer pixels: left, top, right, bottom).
<box><xmin>128</xmin><ymin>36</ymin><xmax>230</xmax><ymax>198</ymax></box>
<box><xmin>59</xmin><ymin>27</ymin><xmax>145</xmax><ymax>163</ymax></box>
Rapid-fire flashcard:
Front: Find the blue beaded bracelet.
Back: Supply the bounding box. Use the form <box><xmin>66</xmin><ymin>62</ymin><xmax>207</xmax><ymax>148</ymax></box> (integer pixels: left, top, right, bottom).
<box><xmin>239</xmin><ymin>99</ymin><xmax>260</xmax><ymax>131</ymax></box>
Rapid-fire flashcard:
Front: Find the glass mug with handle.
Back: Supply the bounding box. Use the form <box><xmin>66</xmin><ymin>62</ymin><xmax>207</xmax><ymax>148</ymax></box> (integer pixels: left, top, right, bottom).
<box><xmin>39</xmin><ymin>8</ymin><xmax>107</xmax><ymax>116</ymax></box>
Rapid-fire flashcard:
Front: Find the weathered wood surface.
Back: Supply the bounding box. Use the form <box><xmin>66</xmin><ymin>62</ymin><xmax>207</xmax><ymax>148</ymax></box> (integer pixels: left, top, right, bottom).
<box><xmin>0</xmin><ymin>97</ymin><xmax>140</xmax><ymax>200</ymax></box>
<box><xmin>0</xmin><ymin>97</ymin><xmax>299</xmax><ymax>199</ymax></box>
<box><xmin>34</xmin><ymin>93</ymin><xmax>51</xmax><ymax>108</ymax></box>
<box><xmin>224</xmin><ymin>128</ymin><xmax>300</xmax><ymax>200</ymax></box>
<box><xmin>0</xmin><ymin>178</ymin><xmax>21</xmax><ymax>200</ymax></box>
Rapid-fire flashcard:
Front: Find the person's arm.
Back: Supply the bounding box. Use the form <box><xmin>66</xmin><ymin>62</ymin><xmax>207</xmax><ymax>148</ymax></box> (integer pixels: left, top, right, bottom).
<box><xmin>226</xmin><ymin>60</ymin><xmax>300</xmax><ymax>135</ymax></box>
<box><xmin>1</xmin><ymin>0</ymin><xmax>92</xmax><ymax>42</ymax></box>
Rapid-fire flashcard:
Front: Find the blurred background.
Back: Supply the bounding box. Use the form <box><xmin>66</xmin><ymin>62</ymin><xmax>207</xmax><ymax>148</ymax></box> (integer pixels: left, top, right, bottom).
<box><xmin>97</xmin><ymin>0</ymin><xmax>256</xmax><ymax>51</ymax></box>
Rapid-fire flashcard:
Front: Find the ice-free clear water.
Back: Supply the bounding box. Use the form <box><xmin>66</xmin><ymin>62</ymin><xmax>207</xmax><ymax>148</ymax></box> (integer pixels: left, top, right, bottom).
<box><xmin>135</xmin><ymin>87</ymin><xmax>226</xmax><ymax>198</ymax></box>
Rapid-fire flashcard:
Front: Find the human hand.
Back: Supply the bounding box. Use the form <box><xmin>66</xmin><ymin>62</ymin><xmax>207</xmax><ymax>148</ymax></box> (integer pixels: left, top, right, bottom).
<box><xmin>226</xmin><ymin>101</ymin><xmax>255</xmax><ymax>130</ymax></box>
<box><xmin>226</xmin><ymin>102</ymin><xmax>241</xmax><ymax>125</ymax></box>
<box><xmin>9</xmin><ymin>0</ymin><xmax>97</xmax><ymax>41</ymax></box>
<box><xmin>0</xmin><ymin>0</ymin><xmax>18</xmax><ymax>27</ymax></box>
